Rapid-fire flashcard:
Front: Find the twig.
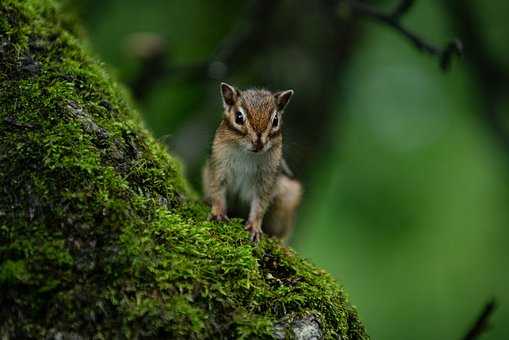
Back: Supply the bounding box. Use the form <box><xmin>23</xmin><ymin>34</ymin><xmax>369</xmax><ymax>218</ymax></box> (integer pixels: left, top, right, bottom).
<box><xmin>4</xmin><ymin>116</ymin><xmax>35</xmax><ymax>129</ymax></box>
<box><xmin>441</xmin><ymin>0</ymin><xmax>509</xmax><ymax>153</ymax></box>
<box><xmin>342</xmin><ymin>0</ymin><xmax>462</xmax><ymax>71</ymax></box>
<box><xmin>463</xmin><ymin>299</ymin><xmax>497</xmax><ymax>340</ymax></box>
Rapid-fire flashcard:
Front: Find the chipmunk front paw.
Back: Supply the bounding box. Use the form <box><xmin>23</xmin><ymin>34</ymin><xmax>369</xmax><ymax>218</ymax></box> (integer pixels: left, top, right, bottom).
<box><xmin>245</xmin><ymin>222</ymin><xmax>262</xmax><ymax>243</ymax></box>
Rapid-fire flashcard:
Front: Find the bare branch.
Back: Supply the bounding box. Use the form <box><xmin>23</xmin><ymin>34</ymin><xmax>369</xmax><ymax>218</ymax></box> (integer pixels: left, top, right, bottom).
<box><xmin>441</xmin><ymin>0</ymin><xmax>509</xmax><ymax>154</ymax></box>
<box><xmin>463</xmin><ymin>299</ymin><xmax>497</xmax><ymax>340</ymax></box>
<box><xmin>343</xmin><ymin>0</ymin><xmax>462</xmax><ymax>71</ymax></box>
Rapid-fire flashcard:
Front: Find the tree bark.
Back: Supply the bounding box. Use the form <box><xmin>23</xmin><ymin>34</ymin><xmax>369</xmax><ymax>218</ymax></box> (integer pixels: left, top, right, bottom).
<box><xmin>0</xmin><ymin>0</ymin><xmax>368</xmax><ymax>338</ymax></box>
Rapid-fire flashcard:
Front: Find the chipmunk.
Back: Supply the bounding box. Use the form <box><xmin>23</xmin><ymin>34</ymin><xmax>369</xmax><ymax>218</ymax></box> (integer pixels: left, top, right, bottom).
<box><xmin>202</xmin><ymin>82</ymin><xmax>302</xmax><ymax>242</ymax></box>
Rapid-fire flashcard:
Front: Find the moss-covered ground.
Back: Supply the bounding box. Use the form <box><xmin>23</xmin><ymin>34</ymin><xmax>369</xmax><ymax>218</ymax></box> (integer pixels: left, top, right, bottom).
<box><xmin>0</xmin><ymin>0</ymin><xmax>367</xmax><ymax>338</ymax></box>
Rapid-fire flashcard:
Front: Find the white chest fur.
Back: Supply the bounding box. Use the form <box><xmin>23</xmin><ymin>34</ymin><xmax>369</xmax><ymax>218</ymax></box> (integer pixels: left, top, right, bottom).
<box><xmin>221</xmin><ymin>146</ymin><xmax>268</xmax><ymax>203</ymax></box>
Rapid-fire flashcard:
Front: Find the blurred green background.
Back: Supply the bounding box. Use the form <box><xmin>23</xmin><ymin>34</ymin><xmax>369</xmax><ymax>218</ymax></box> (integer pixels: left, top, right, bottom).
<box><xmin>76</xmin><ymin>0</ymin><xmax>509</xmax><ymax>338</ymax></box>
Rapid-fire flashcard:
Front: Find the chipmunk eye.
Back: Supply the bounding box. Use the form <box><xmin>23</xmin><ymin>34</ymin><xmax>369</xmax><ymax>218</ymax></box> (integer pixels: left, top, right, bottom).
<box><xmin>235</xmin><ymin>111</ymin><xmax>245</xmax><ymax>125</ymax></box>
<box><xmin>272</xmin><ymin>115</ymin><xmax>279</xmax><ymax>128</ymax></box>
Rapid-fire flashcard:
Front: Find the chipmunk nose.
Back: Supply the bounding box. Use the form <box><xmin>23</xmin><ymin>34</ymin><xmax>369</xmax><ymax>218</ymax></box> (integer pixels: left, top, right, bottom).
<box><xmin>251</xmin><ymin>133</ymin><xmax>264</xmax><ymax>152</ymax></box>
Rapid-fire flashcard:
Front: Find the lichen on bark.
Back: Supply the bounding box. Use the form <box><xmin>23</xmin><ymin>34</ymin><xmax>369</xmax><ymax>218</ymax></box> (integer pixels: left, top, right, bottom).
<box><xmin>0</xmin><ymin>0</ymin><xmax>368</xmax><ymax>338</ymax></box>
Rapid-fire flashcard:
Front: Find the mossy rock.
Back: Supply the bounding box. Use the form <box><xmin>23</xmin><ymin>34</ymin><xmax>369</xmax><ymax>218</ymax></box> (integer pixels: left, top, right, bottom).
<box><xmin>0</xmin><ymin>0</ymin><xmax>368</xmax><ymax>338</ymax></box>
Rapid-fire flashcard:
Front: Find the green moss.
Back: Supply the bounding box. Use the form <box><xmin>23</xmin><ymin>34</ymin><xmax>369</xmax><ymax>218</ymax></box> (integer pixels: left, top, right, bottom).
<box><xmin>0</xmin><ymin>0</ymin><xmax>368</xmax><ymax>338</ymax></box>
<box><xmin>0</xmin><ymin>260</ymin><xmax>31</xmax><ymax>284</ymax></box>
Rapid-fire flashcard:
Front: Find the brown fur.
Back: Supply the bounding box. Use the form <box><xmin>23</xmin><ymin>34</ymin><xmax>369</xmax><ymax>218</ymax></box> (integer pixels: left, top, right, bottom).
<box><xmin>240</xmin><ymin>89</ymin><xmax>275</xmax><ymax>132</ymax></box>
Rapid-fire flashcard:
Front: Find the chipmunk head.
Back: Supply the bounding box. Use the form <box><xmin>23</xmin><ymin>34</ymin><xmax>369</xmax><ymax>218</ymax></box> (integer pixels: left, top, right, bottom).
<box><xmin>219</xmin><ymin>82</ymin><xmax>293</xmax><ymax>153</ymax></box>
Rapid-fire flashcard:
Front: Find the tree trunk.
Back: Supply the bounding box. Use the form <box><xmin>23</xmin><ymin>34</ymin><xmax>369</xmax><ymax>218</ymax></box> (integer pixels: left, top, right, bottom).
<box><xmin>0</xmin><ymin>0</ymin><xmax>367</xmax><ymax>338</ymax></box>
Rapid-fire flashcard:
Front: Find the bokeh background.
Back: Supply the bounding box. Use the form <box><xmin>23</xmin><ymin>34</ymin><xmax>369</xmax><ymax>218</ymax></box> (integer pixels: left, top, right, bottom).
<box><xmin>74</xmin><ymin>0</ymin><xmax>509</xmax><ymax>338</ymax></box>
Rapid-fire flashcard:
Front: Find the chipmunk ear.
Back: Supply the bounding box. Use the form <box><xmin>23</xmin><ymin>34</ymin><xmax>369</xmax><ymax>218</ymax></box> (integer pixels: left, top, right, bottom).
<box><xmin>220</xmin><ymin>82</ymin><xmax>240</xmax><ymax>107</ymax></box>
<box><xmin>274</xmin><ymin>90</ymin><xmax>294</xmax><ymax>112</ymax></box>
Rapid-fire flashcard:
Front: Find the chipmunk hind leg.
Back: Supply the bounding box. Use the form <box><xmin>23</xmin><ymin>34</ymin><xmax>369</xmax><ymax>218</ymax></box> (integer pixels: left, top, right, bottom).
<box><xmin>263</xmin><ymin>175</ymin><xmax>302</xmax><ymax>242</ymax></box>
